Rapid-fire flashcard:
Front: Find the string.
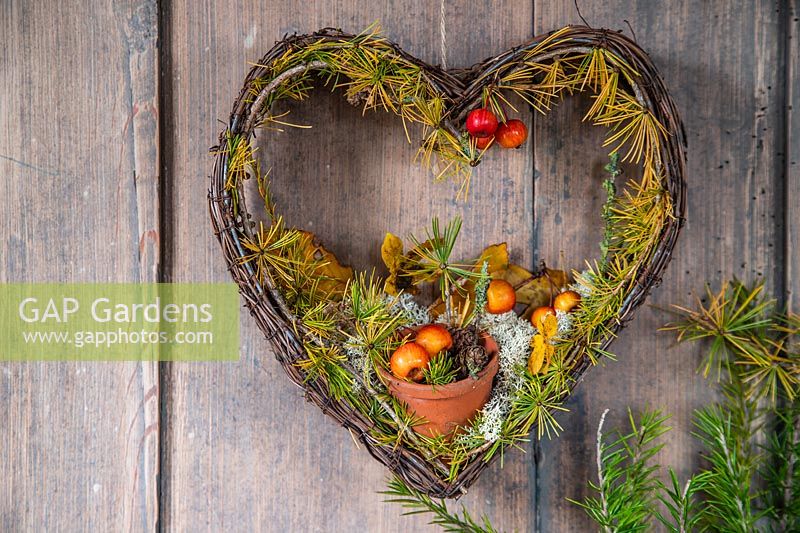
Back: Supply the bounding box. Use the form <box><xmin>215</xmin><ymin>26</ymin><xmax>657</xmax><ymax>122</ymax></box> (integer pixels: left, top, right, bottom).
<box><xmin>439</xmin><ymin>0</ymin><xmax>448</xmax><ymax>70</ymax></box>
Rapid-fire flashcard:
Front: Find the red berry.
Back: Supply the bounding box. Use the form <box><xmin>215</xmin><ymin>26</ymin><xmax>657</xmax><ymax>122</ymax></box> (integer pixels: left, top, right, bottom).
<box><xmin>466</xmin><ymin>108</ymin><xmax>499</xmax><ymax>138</ymax></box>
<box><xmin>495</xmin><ymin>119</ymin><xmax>528</xmax><ymax>148</ymax></box>
<box><xmin>474</xmin><ymin>135</ymin><xmax>494</xmax><ymax>150</ymax></box>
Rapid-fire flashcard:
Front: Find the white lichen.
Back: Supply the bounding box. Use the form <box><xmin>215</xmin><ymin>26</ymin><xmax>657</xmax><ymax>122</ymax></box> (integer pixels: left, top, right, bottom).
<box><xmin>468</xmin><ymin>311</ymin><xmax>537</xmax><ymax>442</ymax></box>
<box><xmin>344</xmin><ymin>343</ymin><xmax>369</xmax><ymax>390</ymax></box>
<box><xmin>556</xmin><ymin>309</ymin><xmax>573</xmax><ymax>335</ymax></box>
<box><xmin>479</xmin><ymin>311</ymin><xmax>536</xmax><ymax>394</ymax></box>
<box><xmin>389</xmin><ymin>293</ymin><xmax>431</xmax><ymax>326</ymax></box>
<box><xmin>480</xmin><ymin>390</ymin><xmax>515</xmax><ymax>442</ymax></box>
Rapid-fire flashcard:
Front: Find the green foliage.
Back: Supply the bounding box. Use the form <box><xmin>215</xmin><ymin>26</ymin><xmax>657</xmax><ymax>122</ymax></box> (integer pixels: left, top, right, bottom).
<box><xmin>405</xmin><ymin>216</ymin><xmax>481</xmax><ymax>319</ymax></box>
<box><xmin>575</xmin><ymin>280</ymin><xmax>799</xmax><ymax>532</ymax></box>
<box><xmin>370</xmin><ymin>394</ymin><xmax>428</xmax><ymax>449</ymax></box>
<box><xmin>239</xmin><ymin>218</ymin><xmax>302</xmax><ymax>286</ymax></box>
<box><xmin>572</xmin><ymin>399</ymin><xmax>764</xmax><ymax>533</ymax></box>
<box><xmin>661</xmin><ymin>280</ymin><xmax>777</xmax><ymax>388</ymax></box>
<box><xmin>346</xmin><ymin>271</ymin><xmax>393</xmax><ymax>322</ymax></box>
<box><xmin>298</xmin><ymin>300</ymin><xmax>337</xmax><ymax>339</ymax></box>
<box><xmin>572</xmin><ymin>280</ymin><xmax>800</xmax><ymax>532</ymax></box>
<box><xmin>656</xmin><ymin>469</ymin><xmax>705</xmax><ymax>533</ymax></box>
<box><xmin>471</xmin><ymin>261</ymin><xmax>490</xmax><ymax>323</ymax></box>
<box><xmin>422</xmin><ymin>355</ymin><xmax>459</xmax><ymax>387</ymax></box>
<box><xmin>691</xmin><ymin>404</ymin><xmax>764</xmax><ymax>531</ymax></box>
<box><xmin>383</xmin><ymin>477</ymin><xmax>498</xmax><ymax>533</ymax></box>
<box><xmin>344</xmin><ymin>273</ymin><xmax>407</xmax><ymax>372</ymax></box>
<box><xmin>569</xmin><ymin>408</ymin><xmax>669</xmax><ymax>532</ymax></box>
<box><xmin>506</xmin><ymin>374</ymin><xmax>569</xmax><ymax>440</ymax></box>
<box><xmin>296</xmin><ymin>344</ymin><xmax>353</xmax><ymax>400</ymax></box>
<box><xmin>763</xmin><ymin>398</ymin><xmax>800</xmax><ymax>531</ymax></box>
<box><xmin>409</xmin><ymin>217</ymin><xmax>478</xmax><ymax>300</ymax></box>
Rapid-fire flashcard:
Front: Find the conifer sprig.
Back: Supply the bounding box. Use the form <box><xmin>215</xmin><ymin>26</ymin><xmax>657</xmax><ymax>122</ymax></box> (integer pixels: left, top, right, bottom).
<box><xmin>569</xmin><ymin>408</ymin><xmax>669</xmax><ymax>532</ymax></box>
<box><xmin>691</xmin><ymin>404</ymin><xmax>764</xmax><ymax>531</ymax></box>
<box><xmin>656</xmin><ymin>469</ymin><xmax>705</xmax><ymax>533</ymax></box>
<box><xmin>383</xmin><ymin>477</ymin><xmax>498</xmax><ymax>533</ymax></box>
<box><xmin>405</xmin><ymin>217</ymin><xmax>481</xmax><ymax>320</ymax></box>
<box><xmin>422</xmin><ymin>355</ymin><xmax>459</xmax><ymax>387</ymax></box>
<box><xmin>662</xmin><ymin>280</ymin><xmax>798</xmax><ymax>401</ymax></box>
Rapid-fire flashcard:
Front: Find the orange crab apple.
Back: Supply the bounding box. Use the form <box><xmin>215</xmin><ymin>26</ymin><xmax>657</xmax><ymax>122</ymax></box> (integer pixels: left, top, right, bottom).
<box><xmin>554</xmin><ymin>290</ymin><xmax>582</xmax><ymax>312</ymax></box>
<box><xmin>414</xmin><ymin>324</ymin><xmax>453</xmax><ymax>356</ymax></box>
<box><xmin>486</xmin><ymin>279</ymin><xmax>516</xmax><ymax>314</ymax></box>
<box><xmin>390</xmin><ymin>342</ymin><xmax>430</xmax><ymax>382</ymax></box>
<box><xmin>531</xmin><ymin>306</ymin><xmax>556</xmax><ymax>328</ymax></box>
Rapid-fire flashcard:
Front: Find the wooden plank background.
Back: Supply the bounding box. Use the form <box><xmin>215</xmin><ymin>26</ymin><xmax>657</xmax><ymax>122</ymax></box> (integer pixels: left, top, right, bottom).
<box><xmin>0</xmin><ymin>0</ymin><xmax>160</xmax><ymax>531</ymax></box>
<box><xmin>1</xmin><ymin>1</ymin><xmax>797</xmax><ymax>531</ymax></box>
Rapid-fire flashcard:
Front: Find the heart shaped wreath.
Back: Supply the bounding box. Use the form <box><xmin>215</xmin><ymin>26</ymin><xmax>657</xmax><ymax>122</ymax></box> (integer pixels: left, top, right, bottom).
<box><xmin>209</xmin><ymin>25</ymin><xmax>686</xmax><ymax>498</ymax></box>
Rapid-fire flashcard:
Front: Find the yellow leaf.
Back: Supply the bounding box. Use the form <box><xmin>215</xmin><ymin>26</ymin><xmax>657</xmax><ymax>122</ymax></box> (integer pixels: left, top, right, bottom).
<box><xmin>528</xmin><ymin>334</ymin><xmax>546</xmax><ymax>374</ymax></box>
<box><xmin>381</xmin><ymin>233</ymin><xmax>406</xmax><ymax>296</ymax></box>
<box><xmin>298</xmin><ymin>231</ymin><xmax>353</xmax><ymax>298</ymax></box>
<box><xmin>380</xmin><ymin>233</ymin><xmax>424</xmax><ymax>296</ymax></box>
<box><xmin>539</xmin><ymin>313</ymin><xmax>558</xmax><ymax>337</ymax></box>
<box><xmin>381</xmin><ymin>232</ymin><xmax>404</xmax><ymax>271</ymax></box>
<box><xmin>475</xmin><ymin>243</ymin><xmax>509</xmax><ymax>275</ymax></box>
<box><xmin>543</xmin><ymin>343</ymin><xmax>555</xmax><ymax>373</ymax></box>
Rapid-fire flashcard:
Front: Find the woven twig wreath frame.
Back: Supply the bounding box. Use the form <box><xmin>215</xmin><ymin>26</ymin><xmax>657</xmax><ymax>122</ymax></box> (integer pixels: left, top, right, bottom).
<box><xmin>209</xmin><ymin>25</ymin><xmax>686</xmax><ymax>498</ymax></box>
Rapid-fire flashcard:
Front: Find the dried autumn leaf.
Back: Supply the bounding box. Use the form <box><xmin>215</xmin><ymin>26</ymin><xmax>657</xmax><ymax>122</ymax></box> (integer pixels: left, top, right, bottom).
<box><xmin>529</xmin><ymin>313</ymin><xmax>558</xmax><ymax>375</ymax></box>
<box><xmin>542</xmin><ymin>343</ymin><xmax>556</xmax><ymax>372</ymax></box>
<box><xmin>381</xmin><ymin>232</ymin><xmax>408</xmax><ymax>296</ymax></box>
<box><xmin>539</xmin><ymin>313</ymin><xmax>558</xmax><ymax>337</ymax></box>
<box><xmin>475</xmin><ymin>243</ymin><xmax>509</xmax><ymax>275</ymax></box>
<box><xmin>542</xmin><ymin>342</ymin><xmax>555</xmax><ymax>374</ymax></box>
<box><xmin>505</xmin><ymin>265</ymin><xmax>569</xmax><ymax>307</ymax></box>
<box><xmin>298</xmin><ymin>231</ymin><xmax>353</xmax><ymax>298</ymax></box>
<box><xmin>381</xmin><ymin>232</ymin><xmax>404</xmax><ymax>270</ymax></box>
<box><xmin>528</xmin><ymin>334</ymin><xmax>546</xmax><ymax>374</ymax></box>
<box><xmin>381</xmin><ymin>233</ymin><xmax>431</xmax><ymax>295</ymax></box>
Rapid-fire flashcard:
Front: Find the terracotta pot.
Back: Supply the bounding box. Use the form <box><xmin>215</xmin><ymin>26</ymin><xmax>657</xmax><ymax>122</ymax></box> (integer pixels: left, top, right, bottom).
<box><xmin>378</xmin><ymin>330</ymin><xmax>500</xmax><ymax>438</ymax></box>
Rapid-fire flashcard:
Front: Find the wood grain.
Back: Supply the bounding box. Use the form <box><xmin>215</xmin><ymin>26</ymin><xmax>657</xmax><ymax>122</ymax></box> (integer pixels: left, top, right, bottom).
<box><xmin>0</xmin><ymin>0</ymin><xmax>160</xmax><ymax>530</ymax></box>
<box><xmin>160</xmin><ymin>2</ymin><xmax>537</xmax><ymax>531</ymax></box>
<box><xmin>787</xmin><ymin>0</ymin><xmax>800</xmax><ymax>313</ymax></box>
<box><xmin>533</xmin><ymin>1</ymin><xmax>789</xmax><ymax>531</ymax></box>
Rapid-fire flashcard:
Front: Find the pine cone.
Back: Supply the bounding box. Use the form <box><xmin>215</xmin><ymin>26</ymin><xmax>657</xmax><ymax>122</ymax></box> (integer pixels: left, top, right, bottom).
<box><xmin>450</xmin><ymin>325</ymin><xmax>488</xmax><ymax>379</ymax></box>
<box><xmin>462</xmin><ymin>345</ymin><xmax>489</xmax><ymax>378</ymax></box>
<box><xmin>451</xmin><ymin>324</ymin><xmax>479</xmax><ymax>352</ymax></box>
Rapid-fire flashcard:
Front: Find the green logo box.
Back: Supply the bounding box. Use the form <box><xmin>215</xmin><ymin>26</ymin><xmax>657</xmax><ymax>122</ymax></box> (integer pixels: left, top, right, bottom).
<box><xmin>0</xmin><ymin>283</ymin><xmax>240</xmax><ymax>361</ymax></box>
